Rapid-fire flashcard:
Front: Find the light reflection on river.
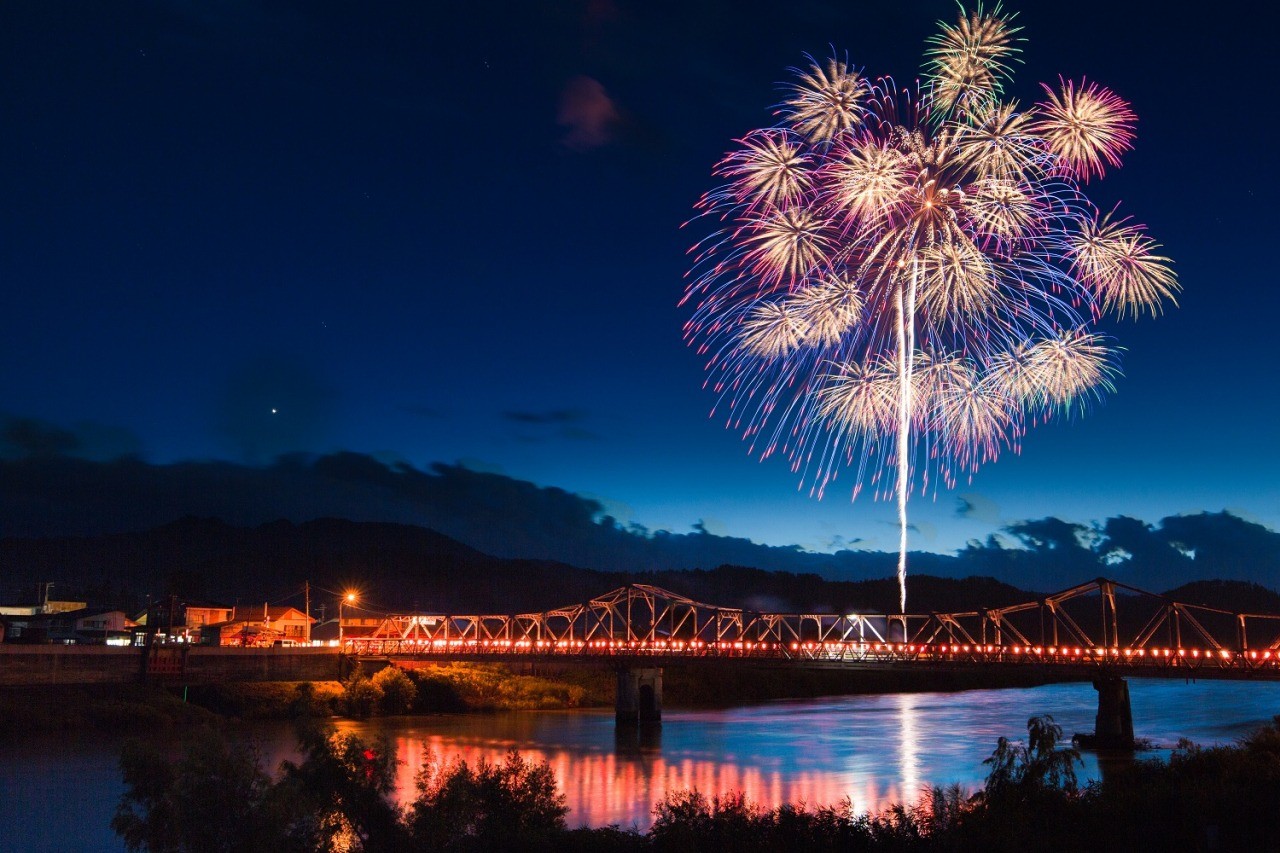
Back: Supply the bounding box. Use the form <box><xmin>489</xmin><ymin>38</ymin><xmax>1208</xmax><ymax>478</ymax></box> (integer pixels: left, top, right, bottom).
<box><xmin>3</xmin><ymin>679</ymin><xmax>1280</xmax><ymax>851</ymax></box>
<box><xmin>331</xmin><ymin>678</ymin><xmax>1280</xmax><ymax>829</ymax></box>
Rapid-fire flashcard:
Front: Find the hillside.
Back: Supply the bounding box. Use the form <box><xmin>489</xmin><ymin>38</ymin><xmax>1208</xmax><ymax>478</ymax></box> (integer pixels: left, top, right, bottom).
<box><xmin>2</xmin><ymin>518</ymin><xmax>1275</xmax><ymax>620</ymax></box>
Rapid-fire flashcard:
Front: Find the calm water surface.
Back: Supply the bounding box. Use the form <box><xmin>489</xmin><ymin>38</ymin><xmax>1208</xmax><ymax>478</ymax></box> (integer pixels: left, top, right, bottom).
<box><xmin>4</xmin><ymin>679</ymin><xmax>1279</xmax><ymax>852</ymax></box>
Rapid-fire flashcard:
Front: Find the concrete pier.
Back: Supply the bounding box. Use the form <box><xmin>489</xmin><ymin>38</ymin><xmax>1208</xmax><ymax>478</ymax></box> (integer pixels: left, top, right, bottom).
<box><xmin>615</xmin><ymin>667</ymin><xmax>662</xmax><ymax>727</ymax></box>
<box><xmin>1088</xmin><ymin>674</ymin><xmax>1135</xmax><ymax>749</ymax></box>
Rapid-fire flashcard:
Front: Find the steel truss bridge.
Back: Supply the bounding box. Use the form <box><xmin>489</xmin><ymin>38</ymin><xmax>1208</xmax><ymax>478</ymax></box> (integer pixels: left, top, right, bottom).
<box><xmin>345</xmin><ymin>578</ymin><xmax>1280</xmax><ymax>679</ymax></box>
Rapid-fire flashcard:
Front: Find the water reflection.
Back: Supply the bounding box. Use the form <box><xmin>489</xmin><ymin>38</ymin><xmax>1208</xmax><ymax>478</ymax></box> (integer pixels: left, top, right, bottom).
<box><xmin>331</xmin><ymin>679</ymin><xmax>1280</xmax><ymax>829</ymax></box>
<box><xmin>6</xmin><ymin>678</ymin><xmax>1280</xmax><ymax>850</ymax></box>
<box><xmin>897</xmin><ymin>693</ymin><xmax>921</xmax><ymax>799</ymax></box>
<box><xmin>613</xmin><ymin>724</ymin><xmax>662</xmax><ymax>756</ymax></box>
<box><xmin>360</xmin><ymin>724</ymin><xmax>910</xmax><ymax>828</ymax></box>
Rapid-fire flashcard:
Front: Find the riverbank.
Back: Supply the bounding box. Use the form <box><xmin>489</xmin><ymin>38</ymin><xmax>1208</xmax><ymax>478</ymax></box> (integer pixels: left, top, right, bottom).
<box><xmin>0</xmin><ymin>683</ymin><xmax>218</xmax><ymax>734</ymax></box>
<box><xmin>0</xmin><ymin>661</ymin><xmax>1086</xmax><ymax>731</ymax></box>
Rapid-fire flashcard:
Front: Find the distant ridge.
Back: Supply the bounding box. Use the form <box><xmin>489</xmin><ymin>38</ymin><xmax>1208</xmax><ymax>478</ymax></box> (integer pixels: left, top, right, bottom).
<box><xmin>2</xmin><ymin>517</ymin><xmax>1272</xmax><ymax>621</ymax></box>
<box><xmin>4</xmin><ymin>454</ymin><xmax>1280</xmax><ymax>592</ymax></box>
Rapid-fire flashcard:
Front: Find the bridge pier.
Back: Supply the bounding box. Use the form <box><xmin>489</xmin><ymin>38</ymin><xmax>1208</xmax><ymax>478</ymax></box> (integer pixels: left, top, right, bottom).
<box><xmin>615</xmin><ymin>667</ymin><xmax>662</xmax><ymax>727</ymax></box>
<box><xmin>1078</xmin><ymin>674</ymin><xmax>1134</xmax><ymax>750</ymax></box>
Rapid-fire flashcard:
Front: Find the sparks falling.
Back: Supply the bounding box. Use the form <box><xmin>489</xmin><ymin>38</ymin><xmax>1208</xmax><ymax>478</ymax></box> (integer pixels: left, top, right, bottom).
<box><xmin>682</xmin><ymin>3</ymin><xmax>1178</xmax><ymax>612</ymax></box>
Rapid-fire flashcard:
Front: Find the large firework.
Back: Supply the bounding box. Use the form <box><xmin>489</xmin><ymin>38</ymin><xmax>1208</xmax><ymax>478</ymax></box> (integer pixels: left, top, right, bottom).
<box><xmin>683</xmin><ymin>4</ymin><xmax>1178</xmax><ymax>611</ymax></box>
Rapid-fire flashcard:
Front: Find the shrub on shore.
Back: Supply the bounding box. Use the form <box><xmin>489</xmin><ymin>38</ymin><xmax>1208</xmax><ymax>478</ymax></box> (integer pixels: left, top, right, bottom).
<box><xmin>404</xmin><ymin>662</ymin><xmax>596</xmax><ymax>712</ymax></box>
<box><xmin>186</xmin><ymin>680</ymin><xmax>344</xmax><ymax>719</ymax></box>
<box><xmin>372</xmin><ymin>666</ymin><xmax>417</xmax><ymax>715</ymax></box>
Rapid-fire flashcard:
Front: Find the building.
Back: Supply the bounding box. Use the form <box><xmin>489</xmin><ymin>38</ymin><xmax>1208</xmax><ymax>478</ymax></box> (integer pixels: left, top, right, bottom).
<box><xmin>0</xmin><ymin>600</ymin><xmax>89</xmax><ymax>617</ymax></box>
<box><xmin>133</xmin><ymin>600</ymin><xmax>235</xmax><ymax>644</ymax></box>
<box><xmin>1</xmin><ymin>608</ymin><xmax>135</xmax><ymax>644</ymax></box>
<box><xmin>73</xmin><ymin>610</ymin><xmax>136</xmax><ymax>644</ymax></box>
<box><xmin>205</xmin><ymin>605</ymin><xmax>315</xmax><ymax>647</ymax></box>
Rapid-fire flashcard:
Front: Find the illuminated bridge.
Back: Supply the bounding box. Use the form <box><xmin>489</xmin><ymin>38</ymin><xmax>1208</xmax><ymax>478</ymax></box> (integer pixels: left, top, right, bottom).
<box><xmin>345</xmin><ymin>578</ymin><xmax>1280</xmax><ymax>745</ymax></box>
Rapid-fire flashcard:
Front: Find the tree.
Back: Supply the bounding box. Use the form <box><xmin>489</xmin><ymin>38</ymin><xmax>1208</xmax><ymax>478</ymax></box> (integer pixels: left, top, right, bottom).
<box><xmin>113</xmin><ymin>722</ymin><xmax>407</xmax><ymax>853</ymax></box>
<box><xmin>407</xmin><ymin>749</ymin><xmax>567</xmax><ymax>850</ymax></box>
<box><xmin>112</xmin><ymin>729</ymin><xmax>300</xmax><ymax>853</ymax></box>
<box><xmin>982</xmin><ymin>714</ymin><xmax>1081</xmax><ymax>797</ymax></box>
<box><xmin>277</xmin><ymin>722</ymin><xmax>409</xmax><ymax>852</ymax></box>
<box><xmin>372</xmin><ymin>665</ymin><xmax>417</xmax><ymax>714</ymax></box>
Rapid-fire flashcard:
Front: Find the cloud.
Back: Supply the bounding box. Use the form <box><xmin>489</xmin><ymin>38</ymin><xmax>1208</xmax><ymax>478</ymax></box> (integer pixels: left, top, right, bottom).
<box><xmin>955</xmin><ymin>493</ymin><xmax>1001</xmax><ymax>524</ymax></box>
<box><xmin>557</xmin><ymin>76</ymin><xmax>620</xmax><ymax>150</ymax></box>
<box><xmin>0</xmin><ymin>414</ymin><xmax>143</xmax><ymax>462</ymax></box>
<box><xmin>1</xmin><ymin>442</ymin><xmax>1278</xmax><ymax>592</ymax></box>
<box><xmin>0</xmin><ymin>451</ymin><xmax>944</xmax><ymax>581</ymax></box>
<box><xmin>693</xmin><ymin>517</ymin><xmax>729</xmax><ymax>536</ymax></box>
<box><xmin>823</xmin><ymin>534</ymin><xmax>865</xmax><ymax>551</ymax></box>
<box><xmin>502</xmin><ymin>409</ymin><xmax>588</xmax><ymax>425</ymax></box>
<box><xmin>0</xmin><ymin>416</ymin><xmax>79</xmax><ymax>458</ymax></box>
<box><xmin>502</xmin><ymin>408</ymin><xmax>599</xmax><ymax>441</ymax></box>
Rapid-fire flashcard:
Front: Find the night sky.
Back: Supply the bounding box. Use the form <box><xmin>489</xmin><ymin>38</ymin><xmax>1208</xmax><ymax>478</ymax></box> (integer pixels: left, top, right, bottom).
<box><xmin>2</xmin><ymin>1</ymin><xmax>1277</xmax><ymax>559</ymax></box>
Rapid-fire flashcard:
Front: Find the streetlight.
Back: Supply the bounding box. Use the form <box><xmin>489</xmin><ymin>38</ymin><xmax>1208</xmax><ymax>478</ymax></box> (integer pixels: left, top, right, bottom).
<box><xmin>339</xmin><ymin>591</ymin><xmax>358</xmax><ymax>646</ymax></box>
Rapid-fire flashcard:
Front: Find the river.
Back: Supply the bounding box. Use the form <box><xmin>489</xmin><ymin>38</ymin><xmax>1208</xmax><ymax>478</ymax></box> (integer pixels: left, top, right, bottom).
<box><xmin>3</xmin><ymin>678</ymin><xmax>1279</xmax><ymax>851</ymax></box>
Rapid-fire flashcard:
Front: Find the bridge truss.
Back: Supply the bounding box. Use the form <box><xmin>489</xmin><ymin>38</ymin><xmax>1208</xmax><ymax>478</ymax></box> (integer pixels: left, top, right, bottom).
<box><xmin>345</xmin><ymin>579</ymin><xmax>1280</xmax><ymax>677</ymax></box>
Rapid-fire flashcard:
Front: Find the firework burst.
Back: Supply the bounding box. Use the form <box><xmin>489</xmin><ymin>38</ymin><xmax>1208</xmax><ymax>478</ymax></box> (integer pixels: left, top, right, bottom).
<box><xmin>684</xmin><ymin>5</ymin><xmax>1178</xmax><ymax>611</ymax></box>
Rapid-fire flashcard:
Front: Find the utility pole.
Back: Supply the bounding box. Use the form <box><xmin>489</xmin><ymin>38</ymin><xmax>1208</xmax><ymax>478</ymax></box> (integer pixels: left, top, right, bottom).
<box><xmin>304</xmin><ymin>581</ymin><xmax>311</xmax><ymax>644</ymax></box>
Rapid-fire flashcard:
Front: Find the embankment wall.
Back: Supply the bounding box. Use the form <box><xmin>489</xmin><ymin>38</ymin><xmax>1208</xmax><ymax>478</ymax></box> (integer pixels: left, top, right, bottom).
<box><xmin>0</xmin><ymin>645</ymin><xmax>342</xmax><ymax>686</ymax></box>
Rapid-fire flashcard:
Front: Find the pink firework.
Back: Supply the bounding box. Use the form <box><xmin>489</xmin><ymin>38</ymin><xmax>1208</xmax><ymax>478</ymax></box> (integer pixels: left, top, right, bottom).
<box><xmin>682</xmin><ymin>4</ymin><xmax>1178</xmax><ymax>611</ymax></box>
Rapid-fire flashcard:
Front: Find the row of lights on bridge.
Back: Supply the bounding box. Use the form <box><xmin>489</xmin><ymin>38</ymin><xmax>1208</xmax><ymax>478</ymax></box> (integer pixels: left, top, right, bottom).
<box><xmin>344</xmin><ymin>636</ymin><xmax>1278</xmax><ymax>662</ymax></box>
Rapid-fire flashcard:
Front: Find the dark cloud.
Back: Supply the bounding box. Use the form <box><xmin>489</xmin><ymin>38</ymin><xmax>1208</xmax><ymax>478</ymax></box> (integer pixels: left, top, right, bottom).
<box><xmin>70</xmin><ymin>421</ymin><xmax>143</xmax><ymax>460</ymax></box>
<box><xmin>1</xmin><ymin>447</ymin><xmax>1277</xmax><ymax>592</ymax></box>
<box><xmin>824</xmin><ymin>534</ymin><xmax>864</xmax><ymax>551</ymax></box>
<box><xmin>0</xmin><ymin>451</ymin><xmax>941</xmax><ymax>581</ymax></box>
<box><xmin>955</xmin><ymin>493</ymin><xmax>1000</xmax><ymax>524</ymax></box>
<box><xmin>502</xmin><ymin>409</ymin><xmax>599</xmax><ymax>441</ymax></box>
<box><xmin>0</xmin><ymin>414</ymin><xmax>143</xmax><ymax>462</ymax></box>
<box><xmin>0</xmin><ymin>416</ymin><xmax>79</xmax><ymax>458</ymax></box>
<box><xmin>502</xmin><ymin>408</ymin><xmax>588</xmax><ymax>424</ymax></box>
<box><xmin>557</xmin><ymin>76</ymin><xmax>620</xmax><ymax>150</ymax></box>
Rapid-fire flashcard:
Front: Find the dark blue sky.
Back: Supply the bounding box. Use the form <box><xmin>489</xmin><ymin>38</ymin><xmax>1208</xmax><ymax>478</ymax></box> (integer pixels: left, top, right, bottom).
<box><xmin>2</xmin><ymin>1</ymin><xmax>1276</xmax><ymax>556</ymax></box>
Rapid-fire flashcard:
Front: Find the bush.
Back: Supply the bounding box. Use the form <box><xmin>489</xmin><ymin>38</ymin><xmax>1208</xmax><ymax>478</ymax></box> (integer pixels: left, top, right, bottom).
<box><xmin>407</xmin><ymin>749</ymin><xmax>568</xmax><ymax>850</ymax></box>
<box><xmin>186</xmin><ymin>681</ymin><xmax>342</xmax><ymax>720</ymax></box>
<box><xmin>113</xmin><ymin>728</ymin><xmax>287</xmax><ymax>852</ymax></box>
<box><xmin>113</xmin><ymin>721</ymin><xmax>408</xmax><ymax>853</ymax></box>
<box><xmin>372</xmin><ymin>666</ymin><xmax>417</xmax><ymax>715</ymax></box>
<box><xmin>289</xmin><ymin>681</ymin><xmax>342</xmax><ymax>718</ymax></box>
<box><xmin>406</xmin><ymin>663</ymin><xmax>588</xmax><ymax>711</ymax></box>
<box><xmin>342</xmin><ymin>677</ymin><xmax>384</xmax><ymax>719</ymax></box>
<box><xmin>651</xmin><ymin>789</ymin><xmax>877</xmax><ymax>852</ymax></box>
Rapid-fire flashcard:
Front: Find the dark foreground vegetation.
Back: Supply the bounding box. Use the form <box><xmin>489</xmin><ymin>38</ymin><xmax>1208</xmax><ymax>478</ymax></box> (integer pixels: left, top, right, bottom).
<box><xmin>114</xmin><ymin>714</ymin><xmax>1280</xmax><ymax>853</ymax></box>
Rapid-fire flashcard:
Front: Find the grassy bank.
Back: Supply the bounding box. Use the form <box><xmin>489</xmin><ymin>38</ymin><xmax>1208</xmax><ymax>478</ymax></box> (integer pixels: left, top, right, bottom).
<box><xmin>0</xmin><ymin>662</ymin><xmax>1084</xmax><ymax>733</ymax></box>
<box><xmin>0</xmin><ymin>683</ymin><xmax>219</xmax><ymax>734</ymax></box>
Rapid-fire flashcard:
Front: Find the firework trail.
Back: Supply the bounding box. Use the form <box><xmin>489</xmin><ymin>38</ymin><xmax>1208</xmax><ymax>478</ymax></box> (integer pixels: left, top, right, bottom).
<box><xmin>682</xmin><ymin>3</ymin><xmax>1178</xmax><ymax>612</ymax></box>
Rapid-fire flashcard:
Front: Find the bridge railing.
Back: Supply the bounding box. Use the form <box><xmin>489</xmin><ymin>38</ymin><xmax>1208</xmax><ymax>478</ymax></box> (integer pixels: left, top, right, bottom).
<box><xmin>344</xmin><ymin>578</ymin><xmax>1280</xmax><ymax>673</ymax></box>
